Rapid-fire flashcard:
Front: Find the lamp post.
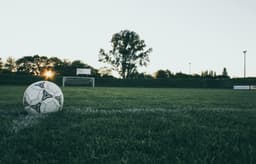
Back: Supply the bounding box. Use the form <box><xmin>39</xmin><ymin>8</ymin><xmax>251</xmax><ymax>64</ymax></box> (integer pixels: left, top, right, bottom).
<box><xmin>243</xmin><ymin>50</ymin><xmax>247</xmax><ymax>78</ymax></box>
<box><xmin>189</xmin><ymin>62</ymin><xmax>191</xmax><ymax>74</ymax></box>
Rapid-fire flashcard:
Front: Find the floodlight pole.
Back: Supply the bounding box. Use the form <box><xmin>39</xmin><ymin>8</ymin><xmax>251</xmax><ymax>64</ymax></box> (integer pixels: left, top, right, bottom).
<box><xmin>243</xmin><ymin>50</ymin><xmax>247</xmax><ymax>78</ymax></box>
<box><xmin>189</xmin><ymin>62</ymin><xmax>191</xmax><ymax>74</ymax></box>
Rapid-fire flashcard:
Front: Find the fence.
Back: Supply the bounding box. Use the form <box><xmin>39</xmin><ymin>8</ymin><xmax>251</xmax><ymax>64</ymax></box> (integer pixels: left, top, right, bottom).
<box><xmin>1</xmin><ymin>74</ymin><xmax>256</xmax><ymax>88</ymax></box>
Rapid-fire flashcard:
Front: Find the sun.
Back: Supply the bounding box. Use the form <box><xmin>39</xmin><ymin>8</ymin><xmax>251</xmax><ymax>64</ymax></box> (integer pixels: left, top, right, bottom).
<box><xmin>42</xmin><ymin>69</ymin><xmax>55</xmax><ymax>80</ymax></box>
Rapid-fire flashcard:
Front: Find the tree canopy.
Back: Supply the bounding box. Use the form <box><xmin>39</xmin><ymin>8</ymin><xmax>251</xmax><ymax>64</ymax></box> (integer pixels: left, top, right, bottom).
<box><xmin>1</xmin><ymin>55</ymin><xmax>98</xmax><ymax>77</ymax></box>
<box><xmin>16</xmin><ymin>55</ymin><xmax>49</xmax><ymax>75</ymax></box>
<box><xmin>5</xmin><ymin>57</ymin><xmax>16</xmax><ymax>72</ymax></box>
<box><xmin>99</xmin><ymin>30</ymin><xmax>152</xmax><ymax>79</ymax></box>
<box><xmin>155</xmin><ymin>70</ymin><xmax>170</xmax><ymax>79</ymax></box>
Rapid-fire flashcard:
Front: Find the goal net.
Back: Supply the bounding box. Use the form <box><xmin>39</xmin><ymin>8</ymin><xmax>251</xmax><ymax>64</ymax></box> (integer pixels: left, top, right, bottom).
<box><xmin>62</xmin><ymin>76</ymin><xmax>95</xmax><ymax>87</ymax></box>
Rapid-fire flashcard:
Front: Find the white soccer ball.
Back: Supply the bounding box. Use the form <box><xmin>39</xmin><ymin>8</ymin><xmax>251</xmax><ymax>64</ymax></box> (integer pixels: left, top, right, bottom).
<box><xmin>23</xmin><ymin>81</ymin><xmax>64</xmax><ymax>114</ymax></box>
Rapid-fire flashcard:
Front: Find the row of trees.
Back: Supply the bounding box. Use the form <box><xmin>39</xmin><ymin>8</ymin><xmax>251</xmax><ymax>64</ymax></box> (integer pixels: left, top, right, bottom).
<box><xmin>0</xmin><ymin>56</ymin><xmax>230</xmax><ymax>79</ymax></box>
<box><xmin>154</xmin><ymin>68</ymin><xmax>229</xmax><ymax>79</ymax></box>
<box><xmin>0</xmin><ymin>30</ymin><xmax>230</xmax><ymax>79</ymax></box>
<box><xmin>0</xmin><ymin>55</ymin><xmax>230</xmax><ymax>79</ymax></box>
<box><xmin>0</xmin><ymin>55</ymin><xmax>100</xmax><ymax>77</ymax></box>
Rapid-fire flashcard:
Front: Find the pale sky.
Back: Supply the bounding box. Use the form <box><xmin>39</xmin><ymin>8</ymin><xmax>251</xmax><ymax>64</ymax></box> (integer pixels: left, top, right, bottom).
<box><xmin>0</xmin><ymin>0</ymin><xmax>255</xmax><ymax>77</ymax></box>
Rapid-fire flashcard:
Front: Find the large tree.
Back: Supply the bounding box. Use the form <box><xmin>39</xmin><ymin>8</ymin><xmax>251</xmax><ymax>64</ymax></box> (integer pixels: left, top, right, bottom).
<box><xmin>99</xmin><ymin>30</ymin><xmax>152</xmax><ymax>79</ymax></box>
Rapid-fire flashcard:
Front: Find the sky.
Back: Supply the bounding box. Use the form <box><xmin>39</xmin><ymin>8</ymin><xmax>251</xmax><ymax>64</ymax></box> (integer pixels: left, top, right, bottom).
<box><xmin>0</xmin><ymin>0</ymin><xmax>255</xmax><ymax>77</ymax></box>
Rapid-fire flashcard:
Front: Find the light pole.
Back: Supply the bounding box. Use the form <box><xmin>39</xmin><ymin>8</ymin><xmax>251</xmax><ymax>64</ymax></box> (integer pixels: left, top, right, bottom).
<box><xmin>243</xmin><ymin>50</ymin><xmax>247</xmax><ymax>78</ymax></box>
<box><xmin>189</xmin><ymin>62</ymin><xmax>191</xmax><ymax>74</ymax></box>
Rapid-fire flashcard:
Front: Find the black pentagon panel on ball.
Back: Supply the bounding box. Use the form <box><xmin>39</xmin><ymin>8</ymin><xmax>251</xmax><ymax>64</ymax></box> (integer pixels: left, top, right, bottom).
<box><xmin>42</xmin><ymin>90</ymin><xmax>53</xmax><ymax>101</ymax></box>
<box><xmin>31</xmin><ymin>103</ymin><xmax>41</xmax><ymax>113</ymax></box>
<box><xmin>35</xmin><ymin>82</ymin><xmax>45</xmax><ymax>88</ymax></box>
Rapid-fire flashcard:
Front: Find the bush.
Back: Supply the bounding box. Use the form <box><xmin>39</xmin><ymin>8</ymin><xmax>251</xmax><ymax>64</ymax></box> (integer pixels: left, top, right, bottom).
<box><xmin>0</xmin><ymin>73</ymin><xmax>43</xmax><ymax>85</ymax></box>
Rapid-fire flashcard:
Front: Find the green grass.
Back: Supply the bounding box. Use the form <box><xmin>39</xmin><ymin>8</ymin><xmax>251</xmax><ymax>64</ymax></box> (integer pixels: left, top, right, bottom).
<box><xmin>1</xmin><ymin>86</ymin><xmax>256</xmax><ymax>164</ymax></box>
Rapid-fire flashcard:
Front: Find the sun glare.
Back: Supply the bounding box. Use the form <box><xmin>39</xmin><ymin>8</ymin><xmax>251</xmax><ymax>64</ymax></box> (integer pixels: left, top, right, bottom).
<box><xmin>43</xmin><ymin>69</ymin><xmax>55</xmax><ymax>80</ymax></box>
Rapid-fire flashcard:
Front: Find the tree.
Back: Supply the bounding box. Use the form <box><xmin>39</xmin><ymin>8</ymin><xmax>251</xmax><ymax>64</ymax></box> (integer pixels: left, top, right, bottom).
<box><xmin>48</xmin><ymin>57</ymin><xmax>63</xmax><ymax>67</ymax></box>
<box><xmin>222</xmin><ymin>67</ymin><xmax>229</xmax><ymax>78</ymax></box>
<box><xmin>175</xmin><ymin>72</ymin><xmax>190</xmax><ymax>78</ymax></box>
<box><xmin>53</xmin><ymin>59</ymin><xmax>71</xmax><ymax>76</ymax></box>
<box><xmin>16</xmin><ymin>55</ymin><xmax>50</xmax><ymax>76</ymax></box>
<box><xmin>201</xmin><ymin>70</ymin><xmax>207</xmax><ymax>78</ymax></box>
<box><xmin>98</xmin><ymin>67</ymin><xmax>113</xmax><ymax>77</ymax></box>
<box><xmin>155</xmin><ymin>69</ymin><xmax>174</xmax><ymax>79</ymax></box>
<box><xmin>209</xmin><ymin>70</ymin><xmax>216</xmax><ymax>78</ymax></box>
<box><xmin>16</xmin><ymin>55</ymin><xmax>49</xmax><ymax>75</ymax></box>
<box><xmin>201</xmin><ymin>70</ymin><xmax>216</xmax><ymax>78</ymax></box>
<box><xmin>165</xmin><ymin>69</ymin><xmax>174</xmax><ymax>78</ymax></box>
<box><xmin>57</xmin><ymin>60</ymin><xmax>99</xmax><ymax>76</ymax></box>
<box><xmin>5</xmin><ymin>57</ymin><xmax>17</xmax><ymax>72</ymax></box>
<box><xmin>16</xmin><ymin>56</ymin><xmax>34</xmax><ymax>74</ymax></box>
<box><xmin>71</xmin><ymin>60</ymin><xmax>89</xmax><ymax>68</ymax></box>
<box><xmin>129</xmin><ymin>71</ymin><xmax>153</xmax><ymax>80</ymax></box>
<box><xmin>99</xmin><ymin>30</ymin><xmax>152</xmax><ymax>79</ymax></box>
<box><xmin>0</xmin><ymin>58</ymin><xmax>3</xmax><ymax>70</ymax></box>
<box><xmin>155</xmin><ymin>70</ymin><xmax>169</xmax><ymax>79</ymax></box>
<box><xmin>68</xmin><ymin>60</ymin><xmax>89</xmax><ymax>75</ymax></box>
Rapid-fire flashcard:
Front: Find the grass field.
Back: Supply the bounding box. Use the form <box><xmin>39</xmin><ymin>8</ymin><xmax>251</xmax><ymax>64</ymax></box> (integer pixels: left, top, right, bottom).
<box><xmin>1</xmin><ymin>86</ymin><xmax>256</xmax><ymax>164</ymax></box>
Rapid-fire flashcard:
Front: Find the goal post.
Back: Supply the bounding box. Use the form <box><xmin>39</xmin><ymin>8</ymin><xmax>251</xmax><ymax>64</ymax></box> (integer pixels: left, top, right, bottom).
<box><xmin>62</xmin><ymin>76</ymin><xmax>95</xmax><ymax>87</ymax></box>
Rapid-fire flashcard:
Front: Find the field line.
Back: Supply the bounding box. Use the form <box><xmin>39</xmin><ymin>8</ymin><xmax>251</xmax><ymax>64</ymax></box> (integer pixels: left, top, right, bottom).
<box><xmin>67</xmin><ymin>106</ymin><xmax>256</xmax><ymax>114</ymax></box>
<box><xmin>67</xmin><ymin>107</ymin><xmax>187</xmax><ymax>114</ymax></box>
<box><xmin>10</xmin><ymin>114</ymin><xmax>47</xmax><ymax>133</ymax></box>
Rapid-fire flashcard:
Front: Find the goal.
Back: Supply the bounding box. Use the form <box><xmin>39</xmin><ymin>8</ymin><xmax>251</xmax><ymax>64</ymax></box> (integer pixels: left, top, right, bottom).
<box><xmin>62</xmin><ymin>76</ymin><xmax>95</xmax><ymax>87</ymax></box>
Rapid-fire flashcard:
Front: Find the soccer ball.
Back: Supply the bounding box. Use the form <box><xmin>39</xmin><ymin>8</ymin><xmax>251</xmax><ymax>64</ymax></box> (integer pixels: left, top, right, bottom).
<box><xmin>23</xmin><ymin>81</ymin><xmax>64</xmax><ymax>114</ymax></box>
